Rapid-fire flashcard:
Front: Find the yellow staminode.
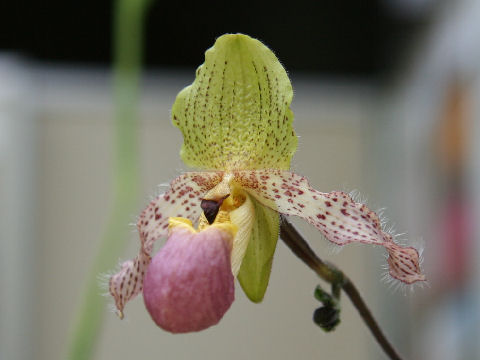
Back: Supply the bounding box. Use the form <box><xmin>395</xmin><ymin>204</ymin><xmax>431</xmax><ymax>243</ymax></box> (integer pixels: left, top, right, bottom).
<box><xmin>168</xmin><ymin>186</ymin><xmax>256</xmax><ymax>278</ymax></box>
<box><xmin>168</xmin><ymin>216</ymin><xmax>237</xmax><ymax>240</ymax></box>
<box><xmin>172</xmin><ymin>34</ymin><xmax>298</xmax><ymax>171</ymax></box>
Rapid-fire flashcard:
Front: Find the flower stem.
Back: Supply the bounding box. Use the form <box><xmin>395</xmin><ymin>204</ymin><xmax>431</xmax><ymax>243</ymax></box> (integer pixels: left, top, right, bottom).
<box><xmin>66</xmin><ymin>0</ymin><xmax>151</xmax><ymax>359</ymax></box>
<box><xmin>279</xmin><ymin>216</ymin><xmax>404</xmax><ymax>360</ymax></box>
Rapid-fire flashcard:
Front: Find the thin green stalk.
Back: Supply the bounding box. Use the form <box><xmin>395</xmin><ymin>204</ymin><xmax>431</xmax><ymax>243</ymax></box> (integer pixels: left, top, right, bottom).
<box><xmin>67</xmin><ymin>0</ymin><xmax>151</xmax><ymax>359</ymax></box>
<box><xmin>279</xmin><ymin>216</ymin><xmax>404</xmax><ymax>360</ymax></box>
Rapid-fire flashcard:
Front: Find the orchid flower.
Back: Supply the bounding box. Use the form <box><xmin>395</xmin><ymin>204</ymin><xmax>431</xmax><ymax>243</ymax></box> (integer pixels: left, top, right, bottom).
<box><xmin>108</xmin><ymin>34</ymin><xmax>425</xmax><ymax>333</ymax></box>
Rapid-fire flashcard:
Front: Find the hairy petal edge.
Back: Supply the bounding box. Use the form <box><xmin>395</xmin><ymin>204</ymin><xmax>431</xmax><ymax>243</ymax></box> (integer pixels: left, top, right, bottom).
<box><xmin>234</xmin><ymin>169</ymin><xmax>426</xmax><ymax>284</ymax></box>
<box><xmin>109</xmin><ymin>171</ymin><xmax>222</xmax><ymax>316</ymax></box>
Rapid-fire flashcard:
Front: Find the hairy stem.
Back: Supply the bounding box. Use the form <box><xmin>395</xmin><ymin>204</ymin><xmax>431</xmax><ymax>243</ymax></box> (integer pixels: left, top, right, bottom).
<box><xmin>66</xmin><ymin>0</ymin><xmax>151</xmax><ymax>359</ymax></box>
<box><xmin>280</xmin><ymin>216</ymin><xmax>404</xmax><ymax>360</ymax></box>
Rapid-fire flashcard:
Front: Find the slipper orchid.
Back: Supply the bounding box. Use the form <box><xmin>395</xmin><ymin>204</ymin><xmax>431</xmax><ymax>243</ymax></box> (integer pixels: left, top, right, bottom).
<box><xmin>109</xmin><ymin>34</ymin><xmax>425</xmax><ymax>332</ymax></box>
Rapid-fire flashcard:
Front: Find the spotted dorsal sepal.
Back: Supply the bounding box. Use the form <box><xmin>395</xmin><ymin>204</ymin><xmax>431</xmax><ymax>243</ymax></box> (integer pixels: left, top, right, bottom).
<box><xmin>172</xmin><ymin>34</ymin><xmax>298</xmax><ymax>170</ymax></box>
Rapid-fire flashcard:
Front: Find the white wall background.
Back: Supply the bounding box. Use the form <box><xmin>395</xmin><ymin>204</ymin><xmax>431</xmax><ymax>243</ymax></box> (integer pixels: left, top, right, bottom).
<box><xmin>0</xmin><ymin>65</ymin><xmax>393</xmax><ymax>360</ymax></box>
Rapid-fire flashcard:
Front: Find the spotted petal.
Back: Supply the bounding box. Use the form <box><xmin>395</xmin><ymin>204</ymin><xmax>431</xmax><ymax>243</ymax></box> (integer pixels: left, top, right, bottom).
<box><xmin>109</xmin><ymin>171</ymin><xmax>223</xmax><ymax>317</ymax></box>
<box><xmin>172</xmin><ymin>34</ymin><xmax>297</xmax><ymax>171</ymax></box>
<box><xmin>234</xmin><ymin>169</ymin><xmax>425</xmax><ymax>284</ymax></box>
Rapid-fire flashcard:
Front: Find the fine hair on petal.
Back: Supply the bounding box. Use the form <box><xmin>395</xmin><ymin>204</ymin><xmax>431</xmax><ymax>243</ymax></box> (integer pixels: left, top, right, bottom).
<box><xmin>380</xmin><ymin>238</ymin><xmax>427</xmax><ymax>295</ymax></box>
<box><xmin>98</xmin><ymin>270</ymin><xmax>125</xmax><ymax>317</ymax></box>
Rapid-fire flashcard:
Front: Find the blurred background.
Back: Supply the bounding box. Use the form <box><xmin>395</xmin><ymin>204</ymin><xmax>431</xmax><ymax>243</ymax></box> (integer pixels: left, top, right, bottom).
<box><xmin>1</xmin><ymin>0</ymin><xmax>480</xmax><ymax>359</ymax></box>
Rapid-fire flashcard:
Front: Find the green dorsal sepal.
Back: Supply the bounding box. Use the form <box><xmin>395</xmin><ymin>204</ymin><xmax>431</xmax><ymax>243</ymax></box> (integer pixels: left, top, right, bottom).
<box><xmin>172</xmin><ymin>34</ymin><xmax>297</xmax><ymax>171</ymax></box>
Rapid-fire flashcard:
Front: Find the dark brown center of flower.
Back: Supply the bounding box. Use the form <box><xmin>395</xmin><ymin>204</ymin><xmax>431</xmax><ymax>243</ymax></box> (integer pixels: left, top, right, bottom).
<box><xmin>201</xmin><ymin>195</ymin><xmax>230</xmax><ymax>224</ymax></box>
